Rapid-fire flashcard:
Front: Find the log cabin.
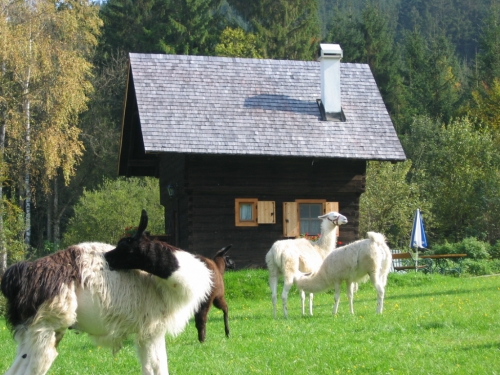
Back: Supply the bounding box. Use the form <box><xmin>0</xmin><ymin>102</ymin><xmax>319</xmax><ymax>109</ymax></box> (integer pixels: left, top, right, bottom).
<box><xmin>118</xmin><ymin>44</ymin><xmax>406</xmax><ymax>268</ymax></box>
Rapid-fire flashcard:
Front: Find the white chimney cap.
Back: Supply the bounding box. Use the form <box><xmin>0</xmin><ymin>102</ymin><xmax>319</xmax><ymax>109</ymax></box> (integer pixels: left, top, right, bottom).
<box><xmin>318</xmin><ymin>44</ymin><xmax>343</xmax><ymax>60</ymax></box>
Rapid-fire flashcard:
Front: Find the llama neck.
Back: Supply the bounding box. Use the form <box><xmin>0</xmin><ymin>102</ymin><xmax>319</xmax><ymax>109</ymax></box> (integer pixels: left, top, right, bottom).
<box><xmin>214</xmin><ymin>257</ymin><xmax>226</xmax><ymax>274</ymax></box>
<box><xmin>141</xmin><ymin>241</ymin><xmax>180</xmax><ymax>279</ymax></box>
<box><xmin>295</xmin><ymin>273</ymin><xmax>329</xmax><ymax>293</ymax></box>
<box><xmin>315</xmin><ymin>225</ymin><xmax>338</xmax><ymax>256</ymax></box>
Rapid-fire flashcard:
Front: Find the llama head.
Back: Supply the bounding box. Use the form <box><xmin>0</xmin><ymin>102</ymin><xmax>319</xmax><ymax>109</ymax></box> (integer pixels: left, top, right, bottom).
<box><xmin>105</xmin><ymin>209</ymin><xmax>180</xmax><ymax>279</ymax></box>
<box><xmin>318</xmin><ymin>211</ymin><xmax>348</xmax><ymax>230</ymax></box>
<box><xmin>214</xmin><ymin>245</ymin><xmax>236</xmax><ymax>271</ymax></box>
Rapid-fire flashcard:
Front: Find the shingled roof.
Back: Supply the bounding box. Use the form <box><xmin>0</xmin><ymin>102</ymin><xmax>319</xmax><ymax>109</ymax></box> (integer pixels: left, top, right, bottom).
<box><xmin>120</xmin><ymin>53</ymin><xmax>405</xmax><ymax>173</ymax></box>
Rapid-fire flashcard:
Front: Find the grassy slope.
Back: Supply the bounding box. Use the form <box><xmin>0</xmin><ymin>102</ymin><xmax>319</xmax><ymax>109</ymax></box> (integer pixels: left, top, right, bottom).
<box><xmin>1</xmin><ymin>270</ymin><xmax>499</xmax><ymax>374</ymax></box>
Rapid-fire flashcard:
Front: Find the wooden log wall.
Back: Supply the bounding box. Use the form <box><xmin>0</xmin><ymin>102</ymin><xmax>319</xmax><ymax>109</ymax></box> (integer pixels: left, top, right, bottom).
<box><xmin>159</xmin><ymin>154</ymin><xmax>366</xmax><ymax>269</ymax></box>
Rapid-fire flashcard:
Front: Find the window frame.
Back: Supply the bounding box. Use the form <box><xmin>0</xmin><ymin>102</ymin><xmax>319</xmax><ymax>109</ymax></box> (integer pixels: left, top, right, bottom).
<box><xmin>235</xmin><ymin>198</ymin><xmax>258</xmax><ymax>226</ymax></box>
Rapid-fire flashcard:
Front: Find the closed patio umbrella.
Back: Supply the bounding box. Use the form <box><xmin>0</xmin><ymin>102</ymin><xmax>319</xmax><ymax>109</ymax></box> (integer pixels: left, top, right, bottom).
<box><xmin>410</xmin><ymin>209</ymin><xmax>428</xmax><ymax>271</ymax></box>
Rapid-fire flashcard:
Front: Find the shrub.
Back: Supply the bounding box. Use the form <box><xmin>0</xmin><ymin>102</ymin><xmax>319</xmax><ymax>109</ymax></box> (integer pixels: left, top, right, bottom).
<box><xmin>456</xmin><ymin>237</ymin><xmax>491</xmax><ymax>260</ymax></box>
<box><xmin>431</xmin><ymin>238</ymin><xmax>490</xmax><ymax>260</ymax></box>
<box><xmin>62</xmin><ymin>177</ymin><xmax>165</xmax><ymax>246</ymax></box>
<box><xmin>489</xmin><ymin>240</ymin><xmax>500</xmax><ymax>259</ymax></box>
<box><xmin>463</xmin><ymin>259</ymin><xmax>493</xmax><ymax>276</ymax></box>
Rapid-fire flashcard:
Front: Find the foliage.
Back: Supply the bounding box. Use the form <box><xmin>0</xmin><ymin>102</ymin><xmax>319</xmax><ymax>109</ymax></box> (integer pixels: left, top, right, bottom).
<box><xmin>214</xmin><ymin>27</ymin><xmax>263</xmax><ymax>58</ymax></box>
<box><xmin>489</xmin><ymin>240</ymin><xmax>500</xmax><ymax>259</ymax></box>
<box><xmin>461</xmin><ymin>258</ymin><xmax>500</xmax><ymax>276</ymax></box>
<box><xmin>227</xmin><ymin>0</ymin><xmax>320</xmax><ymax>60</ymax></box>
<box><xmin>402</xmin><ymin>116</ymin><xmax>500</xmax><ymax>243</ymax></box>
<box><xmin>476</xmin><ymin>3</ymin><xmax>500</xmax><ymax>83</ymax></box>
<box><xmin>399</xmin><ymin>30</ymin><xmax>461</xmax><ymax>130</ymax></box>
<box><xmin>299</xmin><ymin>233</ymin><xmax>321</xmax><ymax>241</ymax></box>
<box><xmin>326</xmin><ymin>7</ymin><xmax>365</xmax><ymax>62</ymax></box>
<box><xmin>1</xmin><ymin>198</ymin><xmax>26</xmax><ymax>264</ymax></box>
<box><xmin>359</xmin><ymin>160</ymin><xmax>429</xmax><ymax>249</ymax></box>
<box><xmin>466</xmin><ymin>78</ymin><xmax>500</xmax><ymax>134</ymax></box>
<box><xmin>98</xmin><ymin>0</ymin><xmax>224</xmax><ymax>59</ymax></box>
<box><xmin>1</xmin><ymin>0</ymin><xmax>101</xmax><ymax>186</ymax></box>
<box><xmin>62</xmin><ymin>177</ymin><xmax>165</xmax><ymax>246</ymax></box>
<box><xmin>431</xmin><ymin>237</ymin><xmax>491</xmax><ymax>260</ymax></box>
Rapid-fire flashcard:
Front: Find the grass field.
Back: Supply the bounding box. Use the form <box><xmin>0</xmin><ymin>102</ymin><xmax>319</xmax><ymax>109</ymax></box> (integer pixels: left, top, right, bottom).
<box><xmin>1</xmin><ymin>270</ymin><xmax>499</xmax><ymax>374</ymax></box>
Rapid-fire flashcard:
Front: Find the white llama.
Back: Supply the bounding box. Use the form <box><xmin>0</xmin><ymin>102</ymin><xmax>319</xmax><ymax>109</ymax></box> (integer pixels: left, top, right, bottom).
<box><xmin>265</xmin><ymin>211</ymin><xmax>348</xmax><ymax>318</ymax></box>
<box><xmin>294</xmin><ymin>231</ymin><xmax>392</xmax><ymax>315</ymax></box>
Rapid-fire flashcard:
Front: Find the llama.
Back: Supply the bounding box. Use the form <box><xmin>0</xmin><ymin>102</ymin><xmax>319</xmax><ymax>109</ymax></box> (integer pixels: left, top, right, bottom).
<box><xmin>265</xmin><ymin>211</ymin><xmax>348</xmax><ymax>318</ymax></box>
<box><xmin>0</xmin><ymin>210</ymin><xmax>212</xmax><ymax>375</ymax></box>
<box><xmin>194</xmin><ymin>245</ymin><xmax>235</xmax><ymax>342</ymax></box>
<box><xmin>294</xmin><ymin>232</ymin><xmax>392</xmax><ymax>315</ymax></box>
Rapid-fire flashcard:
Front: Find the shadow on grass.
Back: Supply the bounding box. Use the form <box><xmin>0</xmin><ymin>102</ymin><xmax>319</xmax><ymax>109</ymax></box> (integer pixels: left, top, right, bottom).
<box><xmin>460</xmin><ymin>341</ymin><xmax>500</xmax><ymax>351</ymax></box>
<box><xmin>385</xmin><ymin>285</ymin><xmax>499</xmax><ymax>300</ymax></box>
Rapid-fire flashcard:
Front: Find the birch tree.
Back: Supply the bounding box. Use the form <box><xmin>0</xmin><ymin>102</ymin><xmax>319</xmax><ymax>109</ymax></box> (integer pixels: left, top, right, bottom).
<box><xmin>1</xmin><ymin>0</ymin><xmax>101</xmax><ymax>251</ymax></box>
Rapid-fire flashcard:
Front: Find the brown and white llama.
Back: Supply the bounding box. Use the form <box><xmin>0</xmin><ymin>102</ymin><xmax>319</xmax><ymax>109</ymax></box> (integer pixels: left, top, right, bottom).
<box><xmin>0</xmin><ymin>210</ymin><xmax>212</xmax><ymax>375</ymax></box>
<box><xmin>194</xmin><ymin>245</ymin><xmax>235</xmax><ymax>342</ymax></box>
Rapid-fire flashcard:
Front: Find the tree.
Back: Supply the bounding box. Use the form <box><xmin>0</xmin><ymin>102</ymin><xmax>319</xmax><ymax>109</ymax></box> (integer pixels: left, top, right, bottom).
<box><xmin>62</xmin><ymin>177</ymin><xmax>165</xmax><ymax>246</ymax></box>
<box><xmin>466</xmin><ymin>78</ymin><xmax>500</xmax><ymax>135</ymax></box>
<box><xmin>359</xmin><ymin>160</ymin><xmax>429</xmax><ymax>249</ymax></box>
<box><xmin>326</xmin><ymin>7</ymin><xmax>365</xmax><ymax>62</ymax></box>
<box><xmin>215</xmin><ymin>27</ymin><xmax>263</xmax><ymax>58</ymax></box>
<box><xmin>98</xmin><ymin>0</ymin><xmax>224</xmax><ymax>59</ymax></box>
<box><xmin>0</xmin><ymin>0</ymin><xmax>101</xmax><ymax>250</ymax></box>
<box><xmin>475</xmin><ymin>4</ymin><xmax>500</xmax><ymax>86</ymax></box>
<box><xmin>227</xmin><ymin>0</ymin><xmax>320</xmax><ymax>60</ymax></box>
<box><xmin>399</xmin><ymin>30</ymin><xmax>462</xmax><ymax>130</ymax></box>
<box><xmin>402</xmin><ymin>116</ymin><xmax>500</xmax><ymax>243</ymax></box>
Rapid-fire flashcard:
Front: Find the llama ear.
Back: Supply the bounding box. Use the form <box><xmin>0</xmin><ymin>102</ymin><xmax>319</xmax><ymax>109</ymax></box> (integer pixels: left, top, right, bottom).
<box><xmin>216</xmin><ymin>245</ymin><xmax>232</xmax><ymax>257</ymax></box>
<box><xmin>134</xmin><ymin>209</ymin><xmax>149</xmax><ymax>239</ymax></box>
<box><xmin>318</xmin><ymin>213</ymin><xmax>328</xmax><ymax>219</ymax></box>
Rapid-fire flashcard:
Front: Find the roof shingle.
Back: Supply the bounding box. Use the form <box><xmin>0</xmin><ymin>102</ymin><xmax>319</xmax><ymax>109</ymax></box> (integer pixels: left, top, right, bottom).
<box><xmin>128</xmin><ymin>53</ymin><xmax>406</xmax><ymax>161</ymax></box>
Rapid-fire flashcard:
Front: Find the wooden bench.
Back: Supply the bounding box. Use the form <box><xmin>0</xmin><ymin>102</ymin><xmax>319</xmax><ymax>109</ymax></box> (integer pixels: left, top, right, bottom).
<box><xmin>391</xmin><ymin>252</ymin><xmax>431</xmax><ymax>273</ymax></box>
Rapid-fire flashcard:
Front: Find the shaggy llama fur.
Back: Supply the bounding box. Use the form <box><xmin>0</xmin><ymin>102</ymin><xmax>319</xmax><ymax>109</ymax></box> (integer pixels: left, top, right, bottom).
<box><xmin>294</xmin><ymin>232</ymin><xmax>392</xmax><ymax>315</ymax></box>
<box><xmin>0</xmin><ymin>210</ymin><xmax>212</xmax><ymax>375</ymax></box>
<box><xmin>265</xmin><ymin>211</ymin><xmax>348</xmax><ymax>318</ymax></box>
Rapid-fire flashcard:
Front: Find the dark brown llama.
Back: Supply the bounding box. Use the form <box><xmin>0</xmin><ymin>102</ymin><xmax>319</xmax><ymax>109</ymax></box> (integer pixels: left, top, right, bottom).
<box><xmin>195</xmin><ymin>245</ymin><xmax>235</xmax><ymax>342</ymax></box>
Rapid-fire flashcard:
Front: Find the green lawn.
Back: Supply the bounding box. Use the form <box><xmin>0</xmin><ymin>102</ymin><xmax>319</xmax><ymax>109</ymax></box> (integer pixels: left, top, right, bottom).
<box><xmin>1</xmin><ymin>270</ymin><xmax>499</xmax><ymax>374</ymax></box>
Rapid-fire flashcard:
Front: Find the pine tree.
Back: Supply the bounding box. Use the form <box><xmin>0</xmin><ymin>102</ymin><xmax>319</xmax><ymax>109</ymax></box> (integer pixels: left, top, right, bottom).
<box><xmin>99</xmin><ymin>0</ymin><xmax>224</xmax><ymax>58</ymax></box>
<box><xmin>477</xmin><ymin>3</ymin><xmax>500</xmax><ymax>83</ymax></box>
<box><xmin>227</xmin><ymin>0</ymin><xmax>320</xmax><ymax>60</ymax></box>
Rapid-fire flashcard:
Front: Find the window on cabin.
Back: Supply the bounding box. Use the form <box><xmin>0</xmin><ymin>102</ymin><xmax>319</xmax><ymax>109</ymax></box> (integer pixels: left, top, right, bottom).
<box><xmin>299</xmin><ymin>203</ymin><xmax>322</xmax><ymax>236</ymax></box>
<box><xmin>235</xmin><ymin>199</ymin><xmax>275</xmax><ymax>226</ymax></box>
<box><xmin>282</xmin><ymin>200</ymin><xmax>339</xmax><ymax>238</ymax></box>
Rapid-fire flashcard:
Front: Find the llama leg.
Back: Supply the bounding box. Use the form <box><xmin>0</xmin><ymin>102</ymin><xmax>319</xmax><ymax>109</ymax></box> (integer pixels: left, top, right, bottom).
<box><xmin>370</xmin><ymin>273</ymin><xmax>385</xmax><ymax>314</ymax></box>
<box><xmin>213</xmin><ymin>296</ymin><xmax>230</xmax><ymax>338</ymax></box>
<box><xmin>346</xmin><ymin>282</ymin><xmax>355</xmax><ymax>314</ymax></box>
<box><xmin>268</xmin><ymin>270</ymin><xmax>279</xmax><ymax>319</ymax></box>
<box><xmin>281</xmin><ymin>276</ymin><xmax>294</xmax><ymax>319</ymax></box>
<box><xmin>194</xmin><ymin>302</ymin><xmax>210</xmax><ymax>343</ymax></box>
<box><xmin>19</xmin><ymin>327</ymin><xmax>61</xmax><ymax>375</ymax></box>
<box><xmin>309</xmin><ymin>293</ymin><xmax>314</xmax><ymax>316</ymax></box>
<box><xmin>333</xmin><ymin>283</ymin><xmax>341</xmax><ymax>314</ymax></box>
<box><xmin>300</xmin><ymin>290</ymin><xmax>306</xmax><ymax>316</ymax></box>
<box><xmin>4</xmin><ymin>329</ymin><xmax>30</xmax><ymax>375</ymax></box>
<box><xmin>136</xmin><ymin>334</ymin><xmax>169</xmax><ymax>375</ymax></box>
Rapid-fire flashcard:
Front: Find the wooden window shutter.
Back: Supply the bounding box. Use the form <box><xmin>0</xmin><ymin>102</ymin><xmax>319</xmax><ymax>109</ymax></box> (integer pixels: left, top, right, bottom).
<box><xmin>258</xmin><ymin>201</ymin><xmax>275</xmax><ymax>224</ymax></box>
<box><xmin>283</xmin><ymin>202</ymin><xmax>299</xmax><ymax>237</ymax></box>
<box><xmin>324</xmin><ymin>201</ymin><xmax>340</xmax><ymax>236</ymax></box>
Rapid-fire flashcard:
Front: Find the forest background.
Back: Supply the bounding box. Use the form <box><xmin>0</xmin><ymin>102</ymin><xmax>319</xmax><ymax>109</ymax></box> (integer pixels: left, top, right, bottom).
<box><xmin>1</xmin><ymin>0</ymin><xmax>500</xmax><ymax>274</ymax></box>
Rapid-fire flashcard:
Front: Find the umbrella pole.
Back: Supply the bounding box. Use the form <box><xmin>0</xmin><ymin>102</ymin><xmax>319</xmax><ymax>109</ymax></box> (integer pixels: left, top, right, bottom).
<box><xmin>414</xmin><ymin>246</ymin><xmax>419</xmax><ymax>272</ymax></box>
